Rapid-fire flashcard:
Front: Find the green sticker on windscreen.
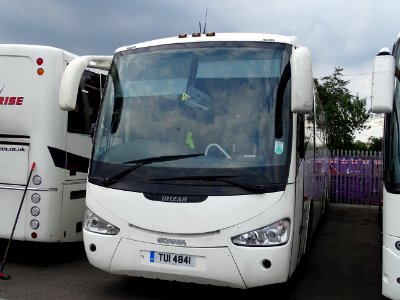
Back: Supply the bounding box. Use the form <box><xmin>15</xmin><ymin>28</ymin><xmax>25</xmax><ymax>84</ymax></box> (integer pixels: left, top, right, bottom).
<box><xmin>186</xmin><ymin>130</ymin><xmax>195</xmax><ymax>149</ymax></box>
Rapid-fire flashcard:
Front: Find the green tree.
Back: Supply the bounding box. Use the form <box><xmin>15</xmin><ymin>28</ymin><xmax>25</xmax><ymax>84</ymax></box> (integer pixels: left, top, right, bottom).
<box><xmin>353</xmin><ymin>140</ymin><xmax>368</xmax><ymax>152</ymax></box>
<box><xmin>367</xmin><ymin>136</ymin><xmax>383</xmax><ymax>152</ymax></box>
<box><xmin>315</xmin><ymin>67</ymin><xmax>371</xmax><ymax>150</ymax></box>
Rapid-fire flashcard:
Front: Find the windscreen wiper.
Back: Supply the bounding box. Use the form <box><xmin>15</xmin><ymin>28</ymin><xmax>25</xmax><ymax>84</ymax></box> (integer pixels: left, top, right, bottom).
<box><xmin>151</xmin><ymin>175</ymin><xmax>267</xmax><ymax>194</ymax></box>
<box><xmin>101</xmin><ymin>153</ymin><xmax>204</xmax><ymax>187</ymax></box>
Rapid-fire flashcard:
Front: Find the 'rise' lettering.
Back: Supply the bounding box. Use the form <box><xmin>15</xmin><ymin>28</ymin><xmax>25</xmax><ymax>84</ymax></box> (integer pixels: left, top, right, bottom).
<box><xmin>0</xmin><ymin>97</ymin><xmax>24</xmax><ymax>105</ymax></box>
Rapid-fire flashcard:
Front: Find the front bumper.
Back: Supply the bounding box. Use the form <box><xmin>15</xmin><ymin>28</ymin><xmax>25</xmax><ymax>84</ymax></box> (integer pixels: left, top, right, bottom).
<box><xmin>84</xmin><ymin>230</ymin><xmax>292</xmax><ymax>289</ymax></box>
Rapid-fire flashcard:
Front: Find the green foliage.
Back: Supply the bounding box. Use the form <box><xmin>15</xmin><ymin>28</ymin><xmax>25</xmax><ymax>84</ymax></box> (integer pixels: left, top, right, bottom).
<box><xmin>351</xmin><ymin>136</ymin><xmax>383</xmax><ymax>152</ymax></box>
<box><xmin>366</xmin><ymin>136</ymin><xmax>383</xmax><ymax>152</ymax></box>
<box><xmin>315</xmin><ymin>67</ymin><xmax>371</xmax><ymax>150</ymax></box>
<box><xmin>353</xmin><ymin>140</ymin><xmax>368</xmax><ymax>152</ymax></box>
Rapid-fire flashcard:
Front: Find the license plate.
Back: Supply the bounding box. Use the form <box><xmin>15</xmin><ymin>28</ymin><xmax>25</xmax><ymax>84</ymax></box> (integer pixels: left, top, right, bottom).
<box><xmin>150</xmin><ymin>251</ymin><xmax>196</xmax><ymax>267</ymax></box>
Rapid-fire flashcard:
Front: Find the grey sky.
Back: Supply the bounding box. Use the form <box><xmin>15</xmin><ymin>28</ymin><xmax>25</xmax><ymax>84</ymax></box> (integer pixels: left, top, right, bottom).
<box><xmin>1</xmin><ymin>0</ymin><xmax>399</xmax><ymax>100</ymax></box>
<box><xmin>0</xmin><ymin>0</ymin><xmax>400</xmax><ymax>76</ymax></box>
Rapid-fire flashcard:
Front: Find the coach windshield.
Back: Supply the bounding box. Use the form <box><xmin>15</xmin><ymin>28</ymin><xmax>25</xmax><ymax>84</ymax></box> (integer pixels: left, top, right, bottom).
<box><xmin>89</xmin><ymin>41</ymin><xmax>293</xmax><ymax>195</ymax></box>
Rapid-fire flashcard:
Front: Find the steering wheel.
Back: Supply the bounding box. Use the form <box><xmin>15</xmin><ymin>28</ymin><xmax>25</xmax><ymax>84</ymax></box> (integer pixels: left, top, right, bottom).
<box><xmin>205</xmin><ymin>143</ymin><xmax>232</xmax><ymax>159</ymax></box>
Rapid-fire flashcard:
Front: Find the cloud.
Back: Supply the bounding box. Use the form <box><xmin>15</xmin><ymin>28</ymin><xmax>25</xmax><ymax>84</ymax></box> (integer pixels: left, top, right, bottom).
<box><xmin>1</xmin><ymin>0</ymin><xmax>400</xmax><ymax>99</ymax></box>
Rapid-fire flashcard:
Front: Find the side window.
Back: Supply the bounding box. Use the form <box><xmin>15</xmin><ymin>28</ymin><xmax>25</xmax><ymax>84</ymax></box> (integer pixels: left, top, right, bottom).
<box><xmin>67</xmin><ymin>70</ymin><xmax>103</xmax><ymax>134</ymax></box>
<box><xmin>305</xmin><ymin>103</ymin><xmax>314</xmax><ymax>153</ymax></box>
<box><xmin>297</xmin><ymin>114</ymin><xmax>305</xmax><ymax>164</ymax></box>
<box><xmin>314</xmin><ymin>94</ymin><xmax>326</xmax><ymax>146</ymax></box>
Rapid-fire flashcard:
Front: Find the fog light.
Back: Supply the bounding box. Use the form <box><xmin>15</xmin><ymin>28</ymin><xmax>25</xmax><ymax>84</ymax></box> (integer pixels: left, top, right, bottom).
<box><xmin>30</xmin><ymin>219</ymin><xmax>39</xmax><ymax>229</ymax></box>
<box><xmin>32</xmin><ymin>175</ymin><xmax>42</xmax><ymax>185</ymax></box>
<box><xmin>31</xmin><ymin>193</ymin><xmax>41</xmax><ymax>203</ymax></box>
<box><xmin>31</xmin><ymin>206</ymin><xmax>40</xmax><ymax>217</ymax></box>
<box><xmin>262</xmin><ymin>259</ymin><xmax>272</xmax><ymax>269</ymax></box>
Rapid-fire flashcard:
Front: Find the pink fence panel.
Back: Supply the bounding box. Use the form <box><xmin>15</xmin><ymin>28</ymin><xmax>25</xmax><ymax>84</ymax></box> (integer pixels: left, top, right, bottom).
<box><xmin>330</xmin><ymin>150</ymin><xmax>382</xmax><ymax>206</ymax></box>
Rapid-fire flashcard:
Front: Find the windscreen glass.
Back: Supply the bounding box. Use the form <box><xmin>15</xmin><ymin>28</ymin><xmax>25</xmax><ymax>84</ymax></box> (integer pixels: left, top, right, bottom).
<box><xmin>90</xmin><ymin>41</ymin><xmax>292</xmax><ymax>195</ymax></box>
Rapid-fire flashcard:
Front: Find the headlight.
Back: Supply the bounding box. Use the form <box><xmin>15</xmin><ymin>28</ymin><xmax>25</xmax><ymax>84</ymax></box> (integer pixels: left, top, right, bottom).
<box><xmin>231</xmin><ymin>219</ymin><xmax>290</xmax><ymax>247</ymax></box>
<box><xmin>84</xmin><ymin>208</ymin><xmax>120</xmax><ymax>235</ymax></box>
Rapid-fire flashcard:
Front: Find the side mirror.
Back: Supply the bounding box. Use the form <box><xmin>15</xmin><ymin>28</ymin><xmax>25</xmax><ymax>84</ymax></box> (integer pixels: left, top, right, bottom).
<box><xmin>59</xmin><ymin>55</ymin><xmax>112</xmax><ymax>111</ymax></box>
<box><xmin>291</xmin><ymin>47</ymin><xmax>313</xmax><ymax>114</ymax></box>
<box><xmin>371</xmin><ymin>48</ymin><xmax>395</xmax><ymax>113</ymax></box>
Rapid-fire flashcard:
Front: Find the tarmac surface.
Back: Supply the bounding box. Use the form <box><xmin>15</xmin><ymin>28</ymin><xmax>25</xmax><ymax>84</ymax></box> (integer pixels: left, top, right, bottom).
<box><xmin>0</xmin><ymin>204</ymin><xmax>386</xmax><ymax>300</ymax></box>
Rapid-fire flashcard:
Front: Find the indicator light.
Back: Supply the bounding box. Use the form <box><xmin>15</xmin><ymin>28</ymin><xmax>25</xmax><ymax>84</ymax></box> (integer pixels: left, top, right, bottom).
<box><xmin>31</xmin><ymin>232</ymin><xmax>38</xmax><ymax>239</ymax></box>
<box><xmin>31</xmin><ymin>193</ymin><xmax>41</xmax><ymax>203</ymax></box>
<box><xmin>37</xmin><ymin>68</ymin><xmax>44</xmax><ymax>76</ymax></box>
<box><xmin>31</xmin><ymin>206</ymin><xmax>40</xmax><ymax>217</ymax></box>
<box><xmin>30</xmin><ymin>219</ymin><xmax>39</xmax><ymax>230</ymax></box>
<box><xmin>36</xmin><ymin>58</ymin><xmax>43</xmax><ymax>65</ymax></box>
<box><xmin>32</xmin><ymin>175</ymin><xmax>42</xmax><ymax>185</ymax></box>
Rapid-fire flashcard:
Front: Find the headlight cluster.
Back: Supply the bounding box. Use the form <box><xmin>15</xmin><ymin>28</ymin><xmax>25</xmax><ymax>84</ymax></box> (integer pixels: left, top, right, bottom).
<box><xmin>231</xmin><ymin>219</ymin><xmax>290</xmax><ymax>247</ymax></box>
<box><xmin>84</xmin><ymin>208</ymin><xmax>120</xmax><ymax>235</ymax></box>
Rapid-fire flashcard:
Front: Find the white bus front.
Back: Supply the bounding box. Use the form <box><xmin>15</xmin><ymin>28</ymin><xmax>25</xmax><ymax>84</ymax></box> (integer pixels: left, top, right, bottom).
<box><xmin>80</xmin><ymin>34</ymin><xmax>315</xmax><ymax>288</ymax></box>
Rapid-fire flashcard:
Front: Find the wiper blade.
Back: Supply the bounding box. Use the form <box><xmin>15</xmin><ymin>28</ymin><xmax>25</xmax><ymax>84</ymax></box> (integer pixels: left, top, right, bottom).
<box><xmin>152</xmin><ymin>175</ymin><xmax>266</xmax><ymax>194</ymax></box>
<box><xmin>101</xmin><ymin>153</ymin><xmax>204</xmax><ymax>186</ymax></box>
<box><xmin>151</xmin><ymin>175</ymin><xmax>237</xmax><ymax>181</ymax></box>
